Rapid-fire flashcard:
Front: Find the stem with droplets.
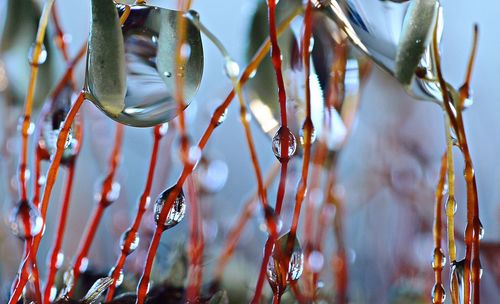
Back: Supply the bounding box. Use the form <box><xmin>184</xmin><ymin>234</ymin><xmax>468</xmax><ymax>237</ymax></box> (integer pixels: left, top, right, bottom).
<box><xmin>105</xmin><ymin>126</ymin><xmax>163</xmax><ymax>301</ymax></box>
<box><xmin>9</xmin><ymin>91</ymin><xmax>85</xmax><ymax>304</ymax></box>
<box><xmin>432</xmin><ymin>152</ymin><xmax>447</xmax><ymax>304</ymax></box>
<box><xmin>135</xmin><ymin>10</ymin><xmax>302</xmax><ymax>303</ymax></box>
<box><xmin>68</xmin><ymin>123</ymin><xmax>124</xmax><ymax>296</ymax></box>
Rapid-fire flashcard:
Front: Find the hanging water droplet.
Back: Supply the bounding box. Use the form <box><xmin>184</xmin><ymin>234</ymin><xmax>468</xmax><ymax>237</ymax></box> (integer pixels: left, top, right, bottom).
<box><xmin>272</xmin><ymin>126</ymin><xmax>296</xmax><ymax>161</ymax></box>
<box><xmin>224</xmin><ymin>60</ymin><xmax>240</xmax><ymax>79</ymax></box>
<box><xmin>446</xmin><ymin>196</ymin><xmax>457</xmax><ymax>214</ymax></box>
<box><xmin>106</xmin><ymin>182</ymin><xmax>121</xmax><ymax>203</ymax></box>
<box><xmin>215</xmin><ymin>108</ymin><xmax>228</xmax><ymax>127</ymax></box>
<box><xmin>451</xmin><ymin>259</ymin><xmax>465</xmax><ymax>304</ymax></box>
<box><xmin>120</xmin><ymin>228</ymin><xmax>140</xmax><ymax>255</ymax></box>
<box><xmin>154</xmin><ymin>187</ymin><xmax>186</xmax><ymax>230</ymax></box>
<box><xmin>9</xmin><ymin>200</ymin><xmax>44</xmax><ymax>239</ymax></box>
<box><xmin>431</xmin><ymin>283</ymin><xmax>446</xmax><ymax>304</ymax></box>
<box><xmin>188</xmin><ymin>146</ymin><xmax>202</xmax><ymax>167</ymax></box>
<box><xmin>163</xmin><ymin>71</ymin><xmax>172</xmax><ymax>78</ymax></box>
<box><xmin>431</xmin><ymin>248</ymin><xmax>446</xmax><ymax>270</ymax></box>
<box><xmin>28</xmin><ymin>42</ymin><xmax>48</xmax><ymax>65</ymax></box>
<box><xmin>299</xmin><ymin>121</ymin><xmax>316</xmax><ymax>146</ymax></box>
<box><xmin>157</xmin><ymin>123</ymin><xmax>169</xmax><ymax>136</ymax></box>
<box><xmin>108</xmin><ymin>267</ymin><xmax>124</xmax><ymax>287</ymax></box>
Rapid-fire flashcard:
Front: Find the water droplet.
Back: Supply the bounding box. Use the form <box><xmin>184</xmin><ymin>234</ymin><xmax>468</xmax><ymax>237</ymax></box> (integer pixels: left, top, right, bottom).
<box><xmin>431</xmin><ymin>248</ymin><xmax>446</xmax><ymax>270</ymax></box>
<box><xmin>451</xmin><ymin>259</ymin><xmax>465</xmax><ymax>303</ymax></box>
<box><xmin>224</xmin><ymin>60</ymin><xmax>240</xmax><ymax>79</ymax></box>
<box><xmin>49</xmin><ymin>286</ymin><xmax>57</xmax><ymax>302</ymax></box>
<box><xmin>188</xmin><ymin>146</ymin><xmax>202</xmax><ymax>166</ymax></box>
<box><xmin>79</xmin><ymin>257</ymin><xmax>89</xmax><ymax>273</ymax></box>
<box><xmin>108</xmin><ymin>267</ymin><xmax>124</xmax><ymax>287</ymax></box>
<box><xmin>307</xmin><ymin>250</ymin><xmax>324</xmax><ymax>273</ymax></box>
<box><xmin>56</xmin><ymin>252</ymin><xmax>64</xmax><ymax>269</ymax></box>
<box><xmin>299</xmin><ymin>122</ymin><xmax>316</xmax><ymax>146</ymax></box>
<box><xmin>478</xmin><ymin>220</ymin><xmax>484</xmax><ymax>240</ymax></box>
<box><xmin>28</xmin><ymin>42</ymin><xmax>47</xmax><ymax>65</ymax></box>
<box><xmin>446</xmin><ymin>196</ymin><xmax>457</xmax><ymax>214</ymax></box>
<box><xmin>157</xmin><ymin>123</ymin><xmax>169</xmax><ymax>136</ymax></box>
<box><xmin>86</xmin><ymin>5</ymin><xmax>203</xmax><ymax>127</ymax></box>
<box><xmin>272</xmin><ymin>126</ymin><xmax>296</xmax><ymax>161</ymax></box>
<box><xmin>431</xmin><ymin>283</ymin><xmax>446</xmax><ymax>303</ymax></box>
<box><xmin>266</xmin><ymin>232</ymin><xmax>304</xmax><ymax>292</ymax></box>
<box><xmin>9</xmin><ymin>200</ymin><xmax>44</xmax><ymax>239</ymax></box>
<box><xmin>154</xmin><ymin>187</ymin><xmax>186</xmax><ymax>230</ymax></box>
<box><xmin>105</xmin><ymin>182</ymin><xmax>121</xmax><ymax>204</ymax></box>
<box><xmin>198</xmin><ymin>159</ymin><xmax>228</xmax><ymax>193</ymax></box>
<box><xmin>215</xmin><ymin>108</ymin><xmax>228</xmax><ymax>127</ymax></box>
<box><xmin>249</xmin><ymin>69</ymin><xmax>257</xmax><ymax>79</ymax></box>
<box><xmin>120</xmin><ymin>228</ymin><xmax>140</xmax><ymax>255</ymax></box>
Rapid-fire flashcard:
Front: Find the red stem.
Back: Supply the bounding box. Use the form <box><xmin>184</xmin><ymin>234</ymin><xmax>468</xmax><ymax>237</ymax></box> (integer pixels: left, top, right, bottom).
<box><xmin>43</xmin><ymin>164</ymin><xmax>76</xmax><ymax>303</ymax></box>
<box><xmin>69</xmin><ymin>123</ymin><xmax>124</xmax><ymax>296</ymax></box>
<box><xmin>105</xmin><ymin>126</ymin><xmax>163</xmax><ymax>301</ymax></box>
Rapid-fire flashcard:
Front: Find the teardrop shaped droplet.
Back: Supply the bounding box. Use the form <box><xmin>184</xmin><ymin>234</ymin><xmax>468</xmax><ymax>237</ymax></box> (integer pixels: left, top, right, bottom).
<box><xmin>272</xmin><ymin>126</ymin><xmax>296</xmax><ymax>161</ymax></box>
<box><xmin>108</xmin><ymin>267</ymin><xmax>124</xmax><ymax>287</ymax></box>
<box><xmin>299</xmin><ymin>121</ymin><xmax>316</xmax><ymax>146</ymax></box>
<box><xmin>9</xmin><ymin>200</ymin><xmax>44</xmax><ymax>239</ymax></box>
<box><xmin>153</xmin><ymin>187</ymin><xmax>186</xmax><ymax>230</ymax></box>
<box><xmin>39</xmin><ymin>85</ymin><xmax>80</xmax><ymax>164</ymax></box>
<box><xmin>446</xmin><ymin>196</ymin><xmax>457</xmax><ymax>214</ymax></box>
<box><xmin>86</xmin><ymin>4</ymin><xmax>204</xmax><ymax>127</ymax></box>
<box><xmin>28</xmin><ymin>42</ymin><xmax>47</xmax><ymax>65</ymax></box>
<box><xmin>120</xmin><ymin>228</ymin><xmax>140</xmax><ymax>255</ymax></box>
<box><xmin>431</xmin><ymin>283</ymin><xmax>446</xmax><ymax>304</ymax></box>
<box><xmin>451</xmin><ymin>259</ymin><xmax>465</xmax><ymax>304</ymax></box>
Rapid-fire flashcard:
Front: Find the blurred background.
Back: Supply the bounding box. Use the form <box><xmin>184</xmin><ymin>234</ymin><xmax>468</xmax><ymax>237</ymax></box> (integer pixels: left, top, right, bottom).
<box><xmin>1</xmin><ymin>0</ymin><xmax>500</xmax><ymax>302</ymax></box>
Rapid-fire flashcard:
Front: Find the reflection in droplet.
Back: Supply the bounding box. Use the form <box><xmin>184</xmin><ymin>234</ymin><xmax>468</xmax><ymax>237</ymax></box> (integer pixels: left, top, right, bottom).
<box><xmin>446</xmin><ymin>196</ymin><xmax>457</xmax><ymax>214</ymax></box>
<box><xmin>108</xmin><ymin>267</ymin><xmax>124</xmax><ymax>287</ymax></box>
<box><xmin>432</xmin><ymin>283</ymin><xmax>446</xmax><ymax>304</ymax></box>
<box><xmin>28</xmin><ymin>42</ymin><xmax>48</xmax><ymax>65</ymax></box>
<box><xmin>120</xmin><ymin>228</ymin><xmax>140</xmax><ymax>255</ymax></box>
<box><xmin>272</xmin><ymin>126</ymin><xmax>296</xmax><ymax>161</ymax></box>
<box><xmin>154</xmin><ymin>187</ymin><xmax>186</xmax><ymax>230</ymax></box>
<box><xmin>432</xmin><ymin>248</ymin><xmax>446</xmax><ymax>270</ymax></box>
<box><xmin>9</xmin><ymin>200</ymin><xmax>44</xmax><ymax>239</ymax></box>
<box><xmin>85</xmin><ymin>5</ymin><xmax>203</xmax><ymax>127</ymax></box>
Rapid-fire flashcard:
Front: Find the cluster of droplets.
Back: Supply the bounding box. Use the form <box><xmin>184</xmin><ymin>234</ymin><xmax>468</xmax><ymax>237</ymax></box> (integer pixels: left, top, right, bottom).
<box><xmin>153</xmin><ymin>186</ymin><xmax>187</xmax><ymax>230</ymax></box>
<box><xmin>9</xmin><ymin>200</ymin><xmax>44</xmax><ymax>239</ymax></box>
<box><xmin>272</xmin><ymin>126</ymin><xmax>297</xmax><ymax>161</ymax></box>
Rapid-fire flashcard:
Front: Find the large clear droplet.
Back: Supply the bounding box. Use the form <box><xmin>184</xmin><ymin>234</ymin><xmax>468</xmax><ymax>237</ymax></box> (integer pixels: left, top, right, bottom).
<box><xmin>446</xmin><ymin>196</ymin><xmax>457</xmax><ymax>214</ymax></box>
<box><xmin>9</xmin><ymin>200</ymin><xmax>44</xmax><ymax>239</ymax></box>
<box><xmin>86</xmin><ymin>4</ymin><xmax>204</xmax><ymax>127</ymax></box>
<box><xmin>224</xmin><ymin>60</ymin><xmax>240</xmax><ymax>79</ymax></box>
<box><xmin>451</xmin><ymin>259</ymin><xmax>465</xmax><ymax>304</ymax></box>
<box><xmin>120</xmin><ymin>228</ymin><xmax>140</xmax><ymax>255</ymax></box>
<box><xmin>153</xmin><ymin>187</ymin><xmax>186</xmax><ymax>230</ymax></box>
<box><xmin>28</xmin><ymin>42</ymin><xmax>47</xmax><ymax>65</ymax></box>
<box><xmin>299</xmin><ymin>121</ymin><xmax>316</xmax><ymax>146</ymax></box>
<box><xmin>272</xmin><ymin>126</ymin><xmax>296</xmax><ymax>161</ymax></box>
<box><xmin>39</xmin><ymin>85</ymin><xmax>79</xmax><ymax>164</ymax></box>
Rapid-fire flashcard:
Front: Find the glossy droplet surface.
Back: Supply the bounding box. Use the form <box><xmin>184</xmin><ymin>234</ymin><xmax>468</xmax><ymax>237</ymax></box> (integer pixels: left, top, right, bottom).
<box><xmin>215</xmin><ymin>108</ymin><xmax>228</xmax><ymax>127</ymax></box>
<box><xmin>86</xmin><ymin>4</ymin><xmax>204</xmax><ymax>127</ymax></box>
<box><xmin>108</xmin><ymin>267</ymin><xmax>124</xmax><ymax>287</ymax></box>
<box><xmin>266</xmin><ymin>232</ymin><xmax>304</xmax><ymax>292</ymax></box>
<box><xmin>272</xmin><ymin>126</ymin><xmax>296</xmax><ymax>161</ymax></box>
<box><xmin>120</xmin><ymin>228</ymin><xmax>140</xmax><ymax>254</ymax></box>
<box><xmin>478</xmin><ymin>220</ymin><xmax>484</xmax><ymax>240</ymax></box>
<box><xmin>446</xmin><ymin>196</ymin><xmax>457</xmax><ymax>214</ymax></box>
<box><xmin>299</xmin><ymin>122</ymin><xmax>316</xmax><ymax>146</ymax></box>
<box><xmin>431</xmin><ymin>283</ymin><xmax>446</xmax><ymax>304</ymax></box>
<box><xmin>224</xmin><ymin>60</ymin><xmax>240</xmax><ymax>79</ymax></box>
<box><xmin>39</xmin><ymin>85</ymin><xmax>80</xmax><ymax>164</ymax></box>
<box><xmin>28</xmin><ymin>42</ymin><xmax>47</xmax><ymax>65</ymax></box>
<box><xmin>431</xmin><ymin>248</ymin><xmax>446</xmax><ymax>270</ymax></box>
<box><xmin>9</xmin><ymin>200</ymin><xmax>44</xmax><ymax>239</ymax></box>
<box><xmin>154</xmin><ymin>187</ymin><xmax>186</xmax><ymax>230</ymax></box>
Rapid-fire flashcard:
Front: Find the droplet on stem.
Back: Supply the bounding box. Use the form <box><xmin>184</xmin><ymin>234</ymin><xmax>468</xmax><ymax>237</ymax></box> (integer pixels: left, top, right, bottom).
<box><xmin>153</xmin><ymin>187</ymin><xmax>187</xmax><ymax>230</ymax></box>
<box><xmin>28</xmin><ymin>42</ymin><xmax>48</xmax><ymax>65</ymax></box>
<box><xmin>431</xmin><ymin>248</ymin><xmax>446</xmax><ymax>270</ymax></box>
<box><xmin>224</xmin><ymin>60</ymin><xmax>240</xmax><ymax>79</ymax></box>
<box><xmin>108</xmin><ymin>267</ymin><xmax>124</xmax><ymax>287</ymax></box>
<box><xmin>215</xmin><ymin>108</ymin><xmax>228</xmax><ymax>127</ymax></box>
<box><xmin>431</xmin><ymin>283</ymin><xmax>446</xmax><ymax>304</ymax></box>
<box><xmin>9</xmin><ymin>200</ymin><xmax>44</xmax><ymax>239</ymax></box>
<box><xmin>272</xmin><ymin>126</ymin><xmax>296</xmax><ymax>161</ymax></box>
<box><xmin>120</xmin><ymin>228</ymin><xmax>140</xmax><ymax>255</ymax></box>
